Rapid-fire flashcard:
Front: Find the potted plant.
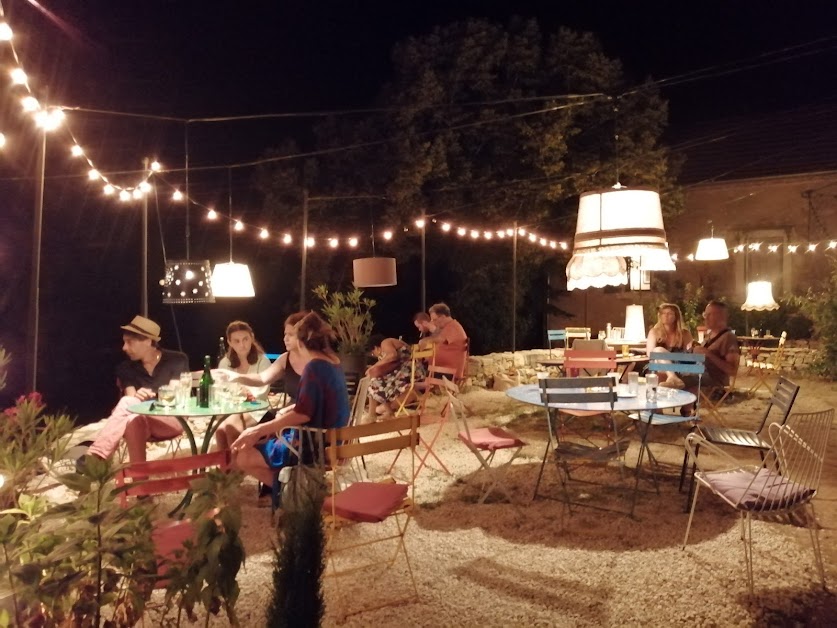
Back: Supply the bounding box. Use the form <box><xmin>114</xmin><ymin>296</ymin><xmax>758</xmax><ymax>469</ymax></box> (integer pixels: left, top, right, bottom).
<box><xmin>312</xmin><ymin>285</ymin><xmax>375</xmax><ymax>376</ymax></box>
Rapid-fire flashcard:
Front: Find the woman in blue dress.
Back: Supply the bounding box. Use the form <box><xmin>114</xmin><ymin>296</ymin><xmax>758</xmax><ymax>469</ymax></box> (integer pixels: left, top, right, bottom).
<box><xmin>230</xmin><ymin>311</ymin><xmax>350</xmax><ymax>487</ymax></box>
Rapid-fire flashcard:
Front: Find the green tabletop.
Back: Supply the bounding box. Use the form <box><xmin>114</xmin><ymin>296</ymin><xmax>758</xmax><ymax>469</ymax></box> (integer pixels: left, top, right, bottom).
<box><xmin>127</xmin><ymin>397</ymin><xmax>268</xmax><ymax>417</ymax></box>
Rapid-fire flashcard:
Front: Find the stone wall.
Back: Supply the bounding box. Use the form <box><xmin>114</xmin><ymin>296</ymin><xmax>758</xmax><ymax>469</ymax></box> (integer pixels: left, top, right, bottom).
<box><xmin>466</xmin><ymin>349</ymin><xmax>562</xmax><ymax>392</ymax></box>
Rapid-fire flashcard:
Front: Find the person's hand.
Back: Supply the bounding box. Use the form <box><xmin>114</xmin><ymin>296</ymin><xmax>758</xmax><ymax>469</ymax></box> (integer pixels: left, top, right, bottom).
<box><xmin>691</xmin><ymin>345</ymin><xmax>707</xmax><ymax>355</ymax></box>
<box><xmin>212</xmin><ymin>369</ymin><xmax>235</xmax><ymax>383</ymax></box>
<box><xmin>135</xmin><ymin>387</ymin><xmax>155</xmax><ymax>401</ymax></box>
<box><xmin>231</xmin><ymin>425</ymin><xmax>264</xmax><ymax>452</ymax></box>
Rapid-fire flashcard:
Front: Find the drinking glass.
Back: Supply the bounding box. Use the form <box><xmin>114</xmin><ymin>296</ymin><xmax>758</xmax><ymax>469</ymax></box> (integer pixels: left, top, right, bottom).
<box><xmin>209</xmin><ymin>383</ymin><xmax>225</xmax><ymax>408</ymax></box>
<box><xmin>157</xmin><ymin>384</ymin><xmax>176</xmax><ymax>408</ymax></box>
<box><xmin>621</xmin><ymin>344</ymin><xmax>630</xmax><ymax>357</ymax></box>
<box><xmin>229</xmin><ymin>384</ymin><xmax>247</xmax><ymax>407</ymax></box>
<box><xmin>645</xmin><ymin>373</ymin><xmax>659</xmax><ymax>402</ymax></box>
<box><xmin>628</xmin><ymin>372</ymin><xmax>640</xmax><ymax>396</ymax></box>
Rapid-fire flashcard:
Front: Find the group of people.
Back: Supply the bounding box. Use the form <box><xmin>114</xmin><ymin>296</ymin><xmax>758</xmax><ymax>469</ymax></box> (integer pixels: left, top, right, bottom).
<box><xmin>86</xmin><ymin>311</ymin><xmax>349</xmax><ymax>504</ymax></box>
<box><xmin>364</xmin><ymin>303</ymin><xmax>468</xmax><ymax>421</ymax></box>
<box><xmin>645</xmin><ymin>299</ymin><xmax>740</xmax><ymax>412</ymax></box>
<box><xmin>87</xmin><ymin>301</ymin><xmax>468</xmax><ymax>505</ymax></box>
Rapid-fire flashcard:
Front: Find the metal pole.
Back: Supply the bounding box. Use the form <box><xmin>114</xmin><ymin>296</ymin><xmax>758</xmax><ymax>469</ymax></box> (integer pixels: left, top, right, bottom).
<box><xmin>512</xmin><ymin>221</ymin><xmax>517</xmax><ymax>354</ymax></box>
<box><xmin>421</xmin><ymin>210</ymin><xmax>426</xmax><ymax>312</ymax></box>
<box><xmin>28</xmin><ymin>127</ymin><xmax>46</xmax><ymax>391</ymax></box>
<box><xmin>141</xmin><ymin>157</ymin><xmax>149</xmax><ymax>317</ymax></box>
<box><xmin>300</xmin><ymin>188</ymin><xmax>309</xmax><ymax>310</ymax></box>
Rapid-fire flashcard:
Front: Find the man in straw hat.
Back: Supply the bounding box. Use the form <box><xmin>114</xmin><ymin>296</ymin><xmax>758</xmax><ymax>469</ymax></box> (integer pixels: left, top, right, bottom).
<box><xmin>87</xmin><ymin>315</ymin><xmax>189</xmax><ymax>463</ymax></box>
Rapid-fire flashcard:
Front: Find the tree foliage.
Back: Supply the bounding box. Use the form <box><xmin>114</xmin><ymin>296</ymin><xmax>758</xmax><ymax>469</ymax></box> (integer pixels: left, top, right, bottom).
<box><xmin>256</xmin><ymin>18</ymin><xmax>680</xmax><ymax>352</ymax></box>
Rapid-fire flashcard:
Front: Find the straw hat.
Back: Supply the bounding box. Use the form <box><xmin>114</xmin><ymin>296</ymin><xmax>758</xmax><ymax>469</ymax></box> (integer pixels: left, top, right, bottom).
<box><xmin>120</xmin><ymin>315</ymin><xmax>161</xmax><ymax>342</ymax></box>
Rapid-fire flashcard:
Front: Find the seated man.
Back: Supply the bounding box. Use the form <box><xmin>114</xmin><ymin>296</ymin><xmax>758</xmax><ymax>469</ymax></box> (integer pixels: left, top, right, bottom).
<box><xmin>422</xmin><ymin>302</ymin><xmax>467</xmax><ymax>347</ymax></box>
<box><xmin>413</xmin><ymin>312</ymin><xmax>435</xmax><ymax>341</ymax></box>
<box><xmin>87</xmin><ymin>315</ymin><xmax>188</xmax><ymax>463</ymax></box>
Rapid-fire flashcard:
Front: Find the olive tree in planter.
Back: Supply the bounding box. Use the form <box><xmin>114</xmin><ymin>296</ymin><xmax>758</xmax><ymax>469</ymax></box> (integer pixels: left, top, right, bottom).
<box><xmin>312</xmin><ymin>285</ymin><xmax>375</xmax><ymax>377</ymax></box>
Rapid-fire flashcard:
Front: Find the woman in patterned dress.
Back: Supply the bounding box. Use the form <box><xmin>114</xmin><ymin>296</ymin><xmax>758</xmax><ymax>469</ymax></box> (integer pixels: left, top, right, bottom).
<box><xmin>365</xmin><ymin>334</ymin><xmax>424</xmax><ymax>419</ymax></box>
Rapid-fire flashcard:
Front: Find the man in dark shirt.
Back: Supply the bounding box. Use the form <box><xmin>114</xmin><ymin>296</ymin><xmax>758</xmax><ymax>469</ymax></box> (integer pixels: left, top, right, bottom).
<box><xmin>88</xmin><ymin>315</ymin><xmax>189</xmax><ymax>463</ymax></box>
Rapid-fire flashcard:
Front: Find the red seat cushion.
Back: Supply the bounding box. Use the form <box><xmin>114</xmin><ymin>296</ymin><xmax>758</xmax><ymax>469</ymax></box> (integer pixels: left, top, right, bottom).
<box><xmin>459</xmin><ymin>427</ymin><xmax>524</xmax><ymax>451</ymax></box>
<box><xmin>702</xmin><ymin>467</ymin><xmax>814</xmax><ymax>511</ymax></box>
<box><xmin>324</xmin><ymin>482</ymin><xmax>408</xmax><ymax>523</ymax></box>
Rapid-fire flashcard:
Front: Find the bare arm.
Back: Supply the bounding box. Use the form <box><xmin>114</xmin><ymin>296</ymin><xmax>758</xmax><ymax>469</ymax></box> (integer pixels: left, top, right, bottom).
<box><xmin>645</xmin><ymin>329</ymin><xmax>657</xmax><ymax>357</ymax></box>
<box><xmin>217</xmin><ymin>353</ymin><xmax>286</xmax><ymax>387</ymax></box>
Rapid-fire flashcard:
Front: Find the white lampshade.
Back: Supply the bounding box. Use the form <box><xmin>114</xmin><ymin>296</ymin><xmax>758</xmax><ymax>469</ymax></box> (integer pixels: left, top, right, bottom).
<box><xmin>161</xmin><ymin>260</ymin><xmax>215</xmax><ymax>304</ymax></box>
<box><xmin>741</xmin><ymin>281</ymin><xmax>779</xmax><ymax>311</ymax></box>
<box><xmin>566</xmin><ymin>254</ymin><xmax>627</xmax><ymax>291</ymax></box>
<box><xmin>353</xmin><ymin>257</ymin><xmax>397</xmax><ymax>287</ymax></box>
<box><xmin>695</xmin><ymin>237</ymin><xmax>729</xmax><ymax>261</ymax></box>
<box><xmin>211</xmin><ymin>262</ymin><xmax>255</xmax><ymax>298</ymax></box>
<box><xmin>572</xmin><ymin>186</ymin><xmax>668</xmax><ymax>258</ymax></box>
<box><xmin>637</xmin><ymin>246</ymin><xmax>676</xmax><ymax>271</ymax></box>
<box><xmin>624</xmin><ymin>304</ymin><xmax>646</xmax><ymax>343</ymax></box>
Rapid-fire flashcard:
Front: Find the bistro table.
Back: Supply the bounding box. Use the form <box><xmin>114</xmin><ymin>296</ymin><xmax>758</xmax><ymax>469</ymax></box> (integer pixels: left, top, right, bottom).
<box><xmin>737</xmin><ymin>335</ymin><xmax>781</xmax><ymax>372</ymax></box>
<box><xmin>536</xmin><ymin>353</ymin><xmax>649</xmax><ymax>381</ymax></box>
<box><xmin>128</xmin><ymin>397</ymin><xmax>269</xmax><ymax>456</ymax></box>
<box><xmin>506</xmin><ymin>383</ymin><xmax>696</xmax><ymax>516</ymax></box>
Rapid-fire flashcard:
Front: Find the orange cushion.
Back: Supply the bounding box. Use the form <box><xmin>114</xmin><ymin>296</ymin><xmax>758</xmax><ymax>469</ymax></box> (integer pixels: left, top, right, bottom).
<box><xmin>323</xmin><ymin>482</ymin><xmax>408</xmax><ymax>523</ymax></box>
<box><xmin>459</xmin><ymin>427</ymin><xmax>524</xmax><ymax>450</ymax></box>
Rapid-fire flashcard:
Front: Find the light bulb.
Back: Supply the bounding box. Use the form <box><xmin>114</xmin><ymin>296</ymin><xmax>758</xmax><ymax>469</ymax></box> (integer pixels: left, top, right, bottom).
<box><xmin>70</xmin><ymin>144</ymin><xmax>84</xmax><ymax>157</ymax></box>
<box><xmin>207</xmin><ymin>209</ymin><xmax>217</xmax><ymax>220</ymax></box>
<box><xmin>382</xmin><ymin>230</ymin><xmax>393</xmax><ymax>240</ymax></box>
<box><xmin>0</xmin><ymin>22</ymin><xmax>13</xmax><ymax>40</ymax></box>
<box><xmin>348</xmin><ymin>237</ymin><xmax>358</xmax><ymax>247</ymax></box>
<box><xmin>282</xmin><ymin>233</ymin><xmax>292</xmax><ymax>244</ymax></box>
<box><xmin>808</xmin><ymin>243</ymin><xmax>817</xmax><ymax>252</ymax></box>
<box><xmin>528</xmin><ymin>233</ymin><xmax>536</xmax><ymax>242</ymax></box>
<box><xmin>560</xmin><ymin>242</ymin><xmax>568</xmax><ymax>250</ymax></box>
<box><xmin>506</xmin><ymin>228</ymin><xmax>514</xmax><ymax>236</ymax></box>
<box><xmin>21</xmin><ymin>96</ymin><xmax>40</xmax><ymax>112</ymax></box>
<box><xmin>132</xmin><ymin>188</ymin><xmax>143</xmax><ymax>199</ymax></box>
<box><xmin>470</xmin><ymin>230</ymin><xmax>479</xmax><ymax>239</ymax></box>
<box><xmin>829</xmin><ymin>241</ymin><xmax>837</xmax><ymax>249</ymax></box>
<box><xmin>103</xmin><ymin>184</ymin><xmax>115</xmax><ymax>195</ymax></box>
<box><xmin>518</xmin><ymin>228</ymin><xmax>526</xmax><ymax>236</ymax></box>
<box><xmin>119</xmin><ymin>190</ymin><xmax>131</xmax><ymax>202</ymax></box>
<box><xmin>234</xmin><ymin>220</ymin><xmax>244</xmax><ymax>231</ymax></box>
<box><xmin>484</xmin><ymin>231</ymin><xmax>493</xmax><ymax>239</ymax></box>
<box><xmin>329</xmin><ymin>238</ymin><xmax>339</xmax><ymax>248</ymax></box>
<box><xmin>539</xmin><ymin>237</ymin><xmax>547</xmax><ymax>246</ymax></box>
<box><xmin>88</xmin><ymin>169</ymin><xmax>100</xmax><ymax>181</ymax></box>
<box><xmin>10</xmin><ymin>68</ymin><xmax>27</xmax><ymax>85</ymax></box>
<box><xmin>150</xmin><ymin>161</ymin><xmax>162</xmax><ymax>172</ymax></box>
<box><xmin>457</xmin><ymin>227</ymin><xmax>466</xmax><ymax>236</ymax></box>
<box><xmin>305</xmin><ymin>237</ymin><xmax>315</xmax><ymax>248</ymax></box>
<box><xmin>0</xmin><ymin>133</ymin><xmax>5</xmax><ymax>148</ymax></box>
<box><xmin>138</xmin><ymin>181</ymin><xmax>151</xmax><ymax>193</ymax></box>
<box><xmin>549</xmin><ymin>241</ymin><xmax>557</xmax><ymax>249</ymax></box>
<box><xmin>259</xmin><ymin>228</ymin><xmax>269</xmax><ymax>239</ymax></box>
<box><xmin>415</xmin><ymin>218</ymin><xmax>426</xmax><ymax>229</ymax></box>
<box><xmin>172</xmin><ymin>189</ymin><xmax>184</xmax><ymax>201</ymax></box>
<box><xmin>441</xmin><ymin>222</ymin><xmax>451</xmax><ymax>232</ymax></box>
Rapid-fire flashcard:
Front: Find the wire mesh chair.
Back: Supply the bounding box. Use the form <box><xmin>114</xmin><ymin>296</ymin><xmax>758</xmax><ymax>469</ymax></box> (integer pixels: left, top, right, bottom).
<box><xmin>683</xmin><ymin>408</ymin><xmax>834</xmax><ymax>594</ymax></box>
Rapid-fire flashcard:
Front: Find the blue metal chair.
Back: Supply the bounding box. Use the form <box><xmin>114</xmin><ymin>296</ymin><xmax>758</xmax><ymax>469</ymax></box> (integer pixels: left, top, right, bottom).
<box><xmin>547</xmin><ymin>329</ymin><xmax>567</xmax><ymax>357</ymax></box>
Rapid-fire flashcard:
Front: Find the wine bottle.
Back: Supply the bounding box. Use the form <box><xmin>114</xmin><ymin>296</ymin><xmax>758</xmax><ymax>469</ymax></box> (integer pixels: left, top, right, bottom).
<box><xmin>198</xmin><ymin>355</ymin><xmax>213</xmax><ymax>408</ymax></box>
<box><xmin>217</xmin><ymin>336</ymin><xmax>227</xmax><ymax>367</ymax></box>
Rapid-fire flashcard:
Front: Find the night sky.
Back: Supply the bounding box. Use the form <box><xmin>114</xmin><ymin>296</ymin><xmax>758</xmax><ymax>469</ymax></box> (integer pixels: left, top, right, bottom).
<box><xmin>3</xmin><ymin>0</ymin><xmax>837</xmax><ymax>417</ymax></box>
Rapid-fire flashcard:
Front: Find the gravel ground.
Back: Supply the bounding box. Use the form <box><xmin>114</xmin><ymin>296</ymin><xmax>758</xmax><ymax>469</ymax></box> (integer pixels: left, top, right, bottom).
<box><xmin>69</xmin><ymin>374</ymin><xmax>837</xmax><ymax>625</ymax></box>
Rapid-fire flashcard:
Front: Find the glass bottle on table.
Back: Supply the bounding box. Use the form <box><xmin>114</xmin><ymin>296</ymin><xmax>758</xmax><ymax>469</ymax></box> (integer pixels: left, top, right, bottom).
<box><xmin>198</xmin><ymin>355</ymin><xmax>213</xmax><ymax>408</ymax></box>
<box><xmin>216</xmin><ymin>336</ymin><xmax>227</xmax><ymax>367</ymax></box>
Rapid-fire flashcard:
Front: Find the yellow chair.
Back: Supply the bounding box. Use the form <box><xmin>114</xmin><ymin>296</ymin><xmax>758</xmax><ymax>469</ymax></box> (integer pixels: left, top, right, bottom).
<box><xmin>394</xmin><ymin>344</ymin><xmax>435</xmax><ymax>416</ymax></box>
<box><xmin>746</xmin><ymin>331</ymin><xmax>787</xmax><ymax>396</ymax></box>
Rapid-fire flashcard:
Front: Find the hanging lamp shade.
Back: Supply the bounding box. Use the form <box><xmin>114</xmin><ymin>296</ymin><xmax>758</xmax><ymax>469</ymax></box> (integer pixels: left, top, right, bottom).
<box><xmin>624</xmin><ymin>304</ymin><xmax>646</xmax><ymax>343</ymax></box>
<box><xmin>212</xmin><ymin>262</ymin><xmax>255</xmax><ymax>298</ymax></box>
<box><xmin>566</xmin><ymin>254</ymin><xmax>627</xmax><ymax>291</ymax></box>
<box><xmin>637</xmin><ymin>246</ymin><xmax>677</xmax><ymax>271</ymax></box>
<box><xmin>695</xmin><ymin>237</ymin><xmax>729</xmax><ymax>260</ymax></box>
<box><xmin>353</xmin><ymin>257</ymin><xmax>397</xmax><ymax>287</ymax></box>
<box><xmin>161</xmin><ymin>260</ymin><xmax>215</xmax><ymax>304</ymax></box>
<box><xmin>741</xmin><ymin>281</ymin><xmax>779</xmax><ymax>311</ymax></box>
<box><xmin>572</xmin><ymin>186</ymin><xmax>668</xmax><ymax>258</ymax></box>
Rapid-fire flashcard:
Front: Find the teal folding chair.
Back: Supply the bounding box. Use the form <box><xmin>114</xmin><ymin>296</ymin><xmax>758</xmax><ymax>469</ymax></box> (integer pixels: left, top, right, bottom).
<box><xmin>634</xmin><ymin>351</ymin><xmax>704</xmax><ymax>511</ymax></box>
<box><xmin>547</xmin><ymin>329</ymin><xmax>567</xmax><ymax>357</ymax></box>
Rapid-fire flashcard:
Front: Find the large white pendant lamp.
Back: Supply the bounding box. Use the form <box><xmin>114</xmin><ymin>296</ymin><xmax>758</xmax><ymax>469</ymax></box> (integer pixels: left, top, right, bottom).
<box><xmin>572</xmin><ymin>185</ymin><xmax>669</xmax><ymax>258</ymax></box>
<box><xmin>637</xmin><ymin>246</ymin><xmax>676</xmax><ymax>271</ymax></box>
<box><xmin>624</xmin><ymin>304</ymin><xmax>646</xmax><ymax>343</ymax></box>
<box><xmin>741</xmin><ymin>281</ymin><xmax>779</xmax><ymax>311</ymax></box>
<box><xmin>695</xmin><ymin>222</ymin><xmax>729</xmax><ymax>261</ymax></box>
<box><xmin>212</xmin><ymin>175</ymin><xmax>255</xmax><ymax>298</ymax></box>
<box><xmin>353</xmin><ymin>257</ymin><xmax>397</xmax><ymax>287</ymax></box>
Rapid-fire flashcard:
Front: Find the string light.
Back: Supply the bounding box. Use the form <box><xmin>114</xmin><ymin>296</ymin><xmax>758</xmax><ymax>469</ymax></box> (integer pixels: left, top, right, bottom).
<box><xmin>768</xmin><ymin>244</ymin><xmax>779</xmax><ymax>253</ymax></box>
<box><xmin>0</xmin><ymin>21</ymin><xmax>13</xmax><ymax>41</ymax></box>
<box><xmin>131</xmin><ymin>188</ymin><xmax>142</xmax><ymax>200</ymax></box>
<box><xmin>103</xmin><ymin>184</ymin><xmax>114</xmax><ymax>195</ymax></box>
<box><xmin>10</xmin><ymin>67</ymin><xmax>26</xmax><ymax>85</ymax></box>
<box><xmin>829</xmin><ymin>241</ymin><xmax>837</xmax><ymax>249</ymax></box>
<box><xmin>348</xmin><ymin>237</ymin><xmax>358</xmax><ymax>248</ymax></box>
<box><xmin>441</xmin><ymin>222</ymin><xmax>451</xmax><ymax>232</ymax></box>
<box><xmin>328</xmin><ymin>238</ymin><xmax>338</xmax><ymax>248</ymax></box>
<box><xmin>259</xmin><ymin>228</ymin><xmax>269</xmax><ymax>239</ymax></box>
<box><xmin>382</xmin><ymin>230</ymin><xmax>393</xmax><ymax>240</ymax></box>
<box><xmin>234</xmin><ymin>220</ymin><xmax>244</xmax><ymax>231</ymax></box>
<box><xmin>305</xmin><ymin>237</ymin><xmax>315</xmax><ymax>248</ymax></box>
<box><xmin>150</xmin><ymin>161</ymin><xmax>162</xmax><ymax>172</ymax></box>
<box><xmin>282</xmin><ymin>233</ymin><xmax>292</xmax><ymax>244</ymax></box>
<box><xmin>172</xmin><ymin>189</ymin><xmax>184</xmax><ymax>201</ymax></box>
<box><xmin>21</xmin><ymin>96</ymin><xmax>39</xmax><ymax>112</ymax></box>
<box><xmin>70</xmin><ymin>144</ymin><xmax>84</xmax><ymax>157</ymax></box>
<box><xmin>787</xmin><ymin>245</ymin><xmax>798</xmax><ymax>253</ymax></box>
<box><xmin>807</xmin><ymin>243</ymin><xmax>817</xmax><ymax>252</ymax></box>
<box><xmin>88</xmin><ymin>169</ymin><xmax>100</xmax><ymax>181</ymax></box>
<box><xmin>415</xmin><ymin>218</ymin><xmax>426</xmax><ymax>229</ymax></box>
<box><xmin>118</xmin><ymin>190</ymin><xmax>131</xmax><ymax>202</ymax></box>
<box><xmin>470</xmin><ymin>230</ymin><xmax>479</xmax><ymax>239</ymax></box>
<box><xmin>138</xmin><ymin>181</ymin><xmax>151</xmax><ymax>193</ymax></box>
<box><xmin>0</xmin><ymin>133</ymin><xmax>5</xmax><ymax>149</ymax></box>
<box><xmin>206</xmin><ymin>209</ymin><xmax>218</xmax><ymax>220</ymax></box>
<box><xmin>457</xmin><ymin>227</ymin><xmax>467</xmax><ymax>236</ymax></box>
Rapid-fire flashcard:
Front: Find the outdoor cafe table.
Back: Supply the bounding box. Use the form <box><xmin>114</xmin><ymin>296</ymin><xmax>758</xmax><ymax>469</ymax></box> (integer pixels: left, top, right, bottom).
<box><xmin>128</xmin><ymin>397</ymin><xmax>269</xmax><ymax>456</ymax></box>
<box><xmin>505</xmin><ymin>383</ymin><xmax>696</xmax><ymax>516</ymax></box>
<box><xmin>536</xmin><ymin>353</ymin><xmax>649</xmax><ymax>381</ymax></box>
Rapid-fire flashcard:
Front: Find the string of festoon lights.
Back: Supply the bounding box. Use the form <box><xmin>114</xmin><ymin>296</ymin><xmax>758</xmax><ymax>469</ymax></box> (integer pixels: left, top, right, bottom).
<box><xmin>672</xmin><ymin>240</ymin><xmax>837</xmax><ymax>263</ymax></box>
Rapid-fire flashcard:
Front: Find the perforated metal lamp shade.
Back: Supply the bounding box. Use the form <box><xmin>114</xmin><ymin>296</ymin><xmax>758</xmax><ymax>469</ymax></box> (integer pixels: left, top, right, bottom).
<box><xmin>353</xmin><ymin>257</ymin><xmax>397</xmax><ymax>287</ymax></box>
<box><xmin>573</xmin><ymin>186</ymin><xmax>669</xmax><ymax>257</ymax></box>
<box><xmin>741</xmin><ymin>281</ymin><xmax>779</xmax><ymax>311</ymax></box>
<box><xmin>161</xmin><ymin>260</ymin><xmax>215</xmax><ymax>304</ymax></box>
<box><xmin>695</xmin><ymin>237</ymin><xmax>730</xmax><ymax>261</ymax></box>
<box><xmin>566</xmin><ymin>254</ymin><xmax>627</xmax><ymax>291</ymax></box>
<box><xmin>211</xmin><ymin>262</ymin><xmax>255</xmax><ymax>298</ymax></box>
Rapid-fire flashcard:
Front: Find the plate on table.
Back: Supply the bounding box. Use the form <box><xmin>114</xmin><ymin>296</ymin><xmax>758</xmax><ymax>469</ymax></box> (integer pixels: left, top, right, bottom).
<box><xmin>616</xmin><ymin>385</ymin><xmax>638</xmax><ymax>398</ymax></box>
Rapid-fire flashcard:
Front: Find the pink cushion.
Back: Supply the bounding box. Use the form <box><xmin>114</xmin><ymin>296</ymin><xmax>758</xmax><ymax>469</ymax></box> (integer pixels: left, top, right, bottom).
<box><xmin>459</xmin><ymin>427</ymin><xmax>524</xmax><ymax>451</ymax></box>
<box><xmin>324</xmin><ymin>482</ymin><xmax>408</xmax><ymax>523</ymax></box>
<box><xmin>703</xmin><ymin>467</ymin><xmax>814</xmax><ymax>511</ymax></box>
